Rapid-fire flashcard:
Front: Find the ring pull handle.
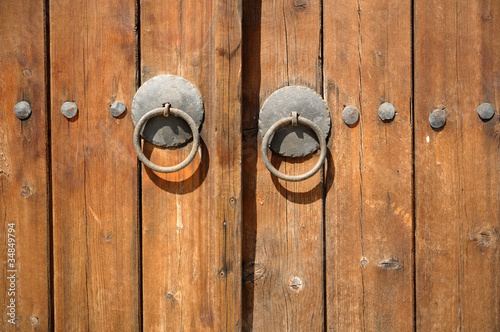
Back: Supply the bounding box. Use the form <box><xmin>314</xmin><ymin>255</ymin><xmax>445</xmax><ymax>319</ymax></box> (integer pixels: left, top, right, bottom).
<box><xmin>133</xmin><ymin>104</ymin><xmax>200</xmax><ymax>173</ymax></box>
<box><xmin>261</xmin><ymin>113</ymin><xmax>327</xmax><ymax>182</ymax></box>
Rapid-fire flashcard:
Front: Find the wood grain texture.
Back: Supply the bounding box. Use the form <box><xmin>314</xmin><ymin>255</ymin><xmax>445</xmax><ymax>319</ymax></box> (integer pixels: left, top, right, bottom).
<box><xmin>241</xmin><ymin>1</ymin><xmax>324</xmax><ymax>330</ymax></box>
<box><xmin>140</xmin><ymin>0</ymin><xmax>241</xmax><ymax>330</ymax></box>
<box><xmin>0</xmin><ymin>0</ymin><xmax>50</xmax><ymax>330</ymax></box>
<box><xmin>415</xmin><ymin>0</ymin><xmax>500</xmax><ymax>330</ymax></box>
<box><xmin>50</xmin><ymin>0</ymin><xmax>139</xmax><ymax>330</ymax></box>
<box><xmin>323</xmin><ymin>0</ymin><xmax>414</xmax><ymax>330</ymax></box>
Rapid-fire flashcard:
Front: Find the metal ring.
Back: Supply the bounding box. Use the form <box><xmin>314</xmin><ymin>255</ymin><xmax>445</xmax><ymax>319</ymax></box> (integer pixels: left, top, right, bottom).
<box><xmin>133</xmin><ymin>107</ymin><xmax>200</xmax><ymax>173</ymax></box>
<box><xmin>261</xmin><ymin>115</ymin><xmax>327</xmax><ymax>182</ymax></box>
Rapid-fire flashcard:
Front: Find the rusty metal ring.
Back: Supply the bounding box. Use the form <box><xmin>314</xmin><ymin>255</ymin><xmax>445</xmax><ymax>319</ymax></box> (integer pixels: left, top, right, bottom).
<box><xmin>133</xmin><ymin>107</ymin><xmax>199</xmax><ymax>173</ymax></box>
<box><xmin>261</xmin><ymin>115</ymin><xmax>327</xmax><ymax>182</ymax></box>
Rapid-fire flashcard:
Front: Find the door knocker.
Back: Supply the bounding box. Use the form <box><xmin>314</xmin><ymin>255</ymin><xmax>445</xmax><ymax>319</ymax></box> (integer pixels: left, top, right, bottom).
<box><xmin>131</xmin><ymin>74</ymin><xmax>204</xmax><ymax>173</ymax></box>
<box><xmin>259</xmin><ymin>86</ymin><xmax>331</xmax><ymax>182</ymax></box>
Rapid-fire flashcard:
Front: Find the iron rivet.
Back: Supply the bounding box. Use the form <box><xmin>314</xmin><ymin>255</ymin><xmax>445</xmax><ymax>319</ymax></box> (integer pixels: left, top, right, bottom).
<box><xmin>477</xmin><ymin>103</ymin><xmax>495</xmax><ymax>121</ymax></box>
<box><xmin>378</xmin><ymin>102</ymin><xmax>396</xmax><ymax>121</ymax></box>
<box><xmin>110</xmin><ymin>101</ymin><xmax>126</xmax><ymax>118</ymax></box>
<box><xmin>14</xmin><ymin>101</ymin><xmax>32</xmax><ymax>120</ymax></box>
<box><xmin>61</xmin><ymin>102</ymin><xmax>78</xmax><ymax>119</ymax></box>
<box><xmin>342</xmin><ymin>106</ymin><xmax>359</xmax><ymax>125</ymax></box>
<box><xmin>429</xmin><ymin>109</ymin><xmax>446</xmax><ymax>129</ymax></box>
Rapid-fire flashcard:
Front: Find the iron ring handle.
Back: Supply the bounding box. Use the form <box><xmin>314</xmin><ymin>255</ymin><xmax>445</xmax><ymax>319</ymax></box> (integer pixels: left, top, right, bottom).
<box><xmin>133</xmin><ymin>105</ymin><xmax>200</xmax><ymax>173</ymax></box>
<box><xmin>261</xmin><ymin>114</ymin><xmax>327</xmax><ymax>182</ymax></box>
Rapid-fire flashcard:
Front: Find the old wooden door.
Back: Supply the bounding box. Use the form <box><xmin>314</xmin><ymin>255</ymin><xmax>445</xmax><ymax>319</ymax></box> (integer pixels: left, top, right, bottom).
<box><xmin>1</xmin><ymin>0</ymin><xmax>499</xmax><ymax>331</ymax></box>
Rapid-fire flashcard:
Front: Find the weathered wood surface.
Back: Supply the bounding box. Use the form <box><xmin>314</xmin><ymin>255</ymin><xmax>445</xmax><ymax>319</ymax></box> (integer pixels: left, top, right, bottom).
<box><xmin>140</xmin><ymin>0</ymin><xmax>241</xmax><ymax>330</ymax></box>
<box><xmin>50</xmin><ymin>0</ymin><xmax>139</xmax><ymax>330</ymax></box>
<box><xmin>0</xmin><ymin>0</ymin><xmax>50</xmax><ymax>330</ymax></box>
<box><xmin>415</xmin><ymin>0</ymin><xmax>500</xmax><ymax>330</ymax></box>
<box><xmin>242</xmin><ymin>1</ymin><xmax>324</xmax><ymax>330</ymax></box>
<box><xmin>2</xmin><ymin>0</ymin><xmax>500</xmax><ymax>330</ymax></box>
<box><xmin>324</xmin><ymin>0</ymin><xmax>414</xmax><ymax>330</ymax></box>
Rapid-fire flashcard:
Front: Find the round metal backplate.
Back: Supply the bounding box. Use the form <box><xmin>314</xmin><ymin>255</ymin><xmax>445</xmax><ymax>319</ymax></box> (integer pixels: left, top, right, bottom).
<box><xmin>132</xmin><ymin>74</ymin><xmax>204</xmax><ymax>147</ymax></box>
<box><xmin>259</xmin><ymin>86</ymin><xmax>330</xmax><ymax>157</ymax></box>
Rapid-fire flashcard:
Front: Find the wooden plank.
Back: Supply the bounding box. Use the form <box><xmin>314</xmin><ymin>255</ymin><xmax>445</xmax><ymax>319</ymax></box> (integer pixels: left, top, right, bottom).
<box><xmin>323</xmin><ymin>0</ymin><xmax>414</xmax><ymax>330</ymax></box>
<box><xmin>241</xmin><ymin>1</ymin><xmax>324</xmax><ymax>330</ymax></box>
<box><xmin>50</xmin><ymin>0</ymin><xmax>139</xmax><ymax>330</ymax></box>
<box><xmin>415</xmin><ymin>0</ymin><xmax>500</xmax><ymax>330</ymax></box>
<box><xmin>140</xmin><ymin>0</ymin><xmax>241</xmax><ymax>330</ymax></box>
<box><xmin>0</xmin><ymin>0</ymin><xmax>50</xmax><ymax>330</ymax></box>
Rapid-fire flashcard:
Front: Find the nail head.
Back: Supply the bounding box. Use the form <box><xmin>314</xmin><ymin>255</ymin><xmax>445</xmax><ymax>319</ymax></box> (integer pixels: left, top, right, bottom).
<box><xmin>14</xmin><ymin>101</ymin><xmax>32</xmax><ymax>120</ymax></box>
<box><xmin>378</xmin><ymin>102</ymin><xmax>396</xmax><ymax>121</ymax></box>
<box><xmin>110</xmin><ymin>101</ymin><xmax>126</xmax><ymax>118</ymax></box>
<box><xmin>342</xmin><ymin>106</ymin><xmax>359</xmax><ymax>125</ymax></box>
<box><xmin>429</xmin><ymin>109</ymin><xmax>446</xmax><ymax>129</ymax></box>
<box><xmin>61</xmin><ymin>102</ymin><xmax>78</xmax><ymax>119</ymax></box>
<box><xmin>477</xmin><ymin>103</ymin><xmax>495</xmax><ymax>121</ymax></box>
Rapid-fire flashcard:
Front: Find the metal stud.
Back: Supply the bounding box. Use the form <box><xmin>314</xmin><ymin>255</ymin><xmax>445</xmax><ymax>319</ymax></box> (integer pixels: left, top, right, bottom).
<box><xmin>429</xmin><ymin>109</ymin><xmax>446</xmax><ymax>129</ymax></box>
<box><xmin>477</xmin><ymin>103</ymin><xmax>495</xmax><ymax>121</ymax></box>
<box><xmin>342</xmin><ymin>106</ymin><xmax>359</xmax><ymax>125</ymax></box>
<box><xmin>378</xmin><ymin>102</ymin><xmax>396</xmax><ymax>121</ymax></box>
<box><xmin>14</xmin><ymin>101</ymin><xmax>32</xmax><ymax>120</ymax></box>
<box><xmin>61</xmin><ymin>102</ymin><xmax>78</xmax><ymax>119</ymax></box>
<box><xmin>110</xmin><ymin>101</ymin><xmax>126</xmax><ymax>118</ymax></box>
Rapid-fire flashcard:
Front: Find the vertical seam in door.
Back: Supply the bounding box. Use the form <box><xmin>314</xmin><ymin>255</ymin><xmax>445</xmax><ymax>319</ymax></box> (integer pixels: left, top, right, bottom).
<box><xmin>411</xmin><ymin>0</ymin><xmax>417</xmax><ymax>331</ymax></box>
<box><xmin>320</xmin><ymin>0</ymin><xmax>327</xmax><ymax>330</ymax></box>
<box><xmin>44</xmin><ymin>0</ymin><xmax>55</xmax><ymax>330</ymax></box>
<box><xmin>135</xmin><ymin>0</ymin><xmax>143</xmax><ymax>330</ymax></box>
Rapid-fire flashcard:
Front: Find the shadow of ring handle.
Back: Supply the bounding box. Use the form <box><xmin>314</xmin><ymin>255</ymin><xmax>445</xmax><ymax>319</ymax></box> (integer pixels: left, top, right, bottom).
<box><xmin>261</xmin><ymin>115</ymin><xmax>327</xmax><ymax>182</ymax></box>
<box><xmin>133</xmin><ymin>107</ymin><xmax>200</xmax><ymax>173</ymax></box>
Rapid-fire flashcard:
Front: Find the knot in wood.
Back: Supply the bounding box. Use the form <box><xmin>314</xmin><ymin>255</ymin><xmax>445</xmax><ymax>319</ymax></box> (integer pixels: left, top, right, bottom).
<box><xmin>378</xmin><ymin>258</ymin><xmax>402</xmax><ymax>271</ymax></box>
<box><xmin>243</xmin><ymin>261</ymin><xmax>265</xmax><ymax>283</ymax></box>
<box><xmin>288</xmin><ymin>275</ymin><xmax>303</xmax><ymax>292</ymax></box>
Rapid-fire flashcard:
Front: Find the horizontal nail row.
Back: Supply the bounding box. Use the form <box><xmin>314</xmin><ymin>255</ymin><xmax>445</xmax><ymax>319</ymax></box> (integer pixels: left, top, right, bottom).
<box><xmin>13</xmin><ymin>101</ymin><xmax>497</xmax><ymax>129</ymax></box>
<box><xmin>342</xmin><ymin>102</ymin><xmax>497</xmax><ymax>128</ymax></box>
<box><xmin>13</xmin><ymin>101</ymin><xmax>128</xmax><ymax>120</ymax></box>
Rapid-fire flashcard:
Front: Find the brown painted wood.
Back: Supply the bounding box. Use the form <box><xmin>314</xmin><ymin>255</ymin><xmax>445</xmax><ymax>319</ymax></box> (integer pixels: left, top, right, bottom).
<box><xmin>323</xmin><ymin>0</ymin><xmax>414</xmax><ymax>330</ymax></box>
<box><xmin>50</xmin><ymin>0</ymin><xmax>139</xmax><ymax>330</ymax></box>
<box><xmin>241</xmin><ymin>1</ymin><xmax>324</xmax><ymax>330</ymax></box>
<box><xmin>415</xmin><ymin>0</ymin><xmax>500</xmax><ymax>330</ymax></box>
<box><xmin>140</xmin><ymin>0</ymin><xmax>241</xmax><ymax>330</ymax></box>
<box><xmin>0</xmin><ymin>0</ymin><xmax>50</xmax><ymax>330</ymax></box>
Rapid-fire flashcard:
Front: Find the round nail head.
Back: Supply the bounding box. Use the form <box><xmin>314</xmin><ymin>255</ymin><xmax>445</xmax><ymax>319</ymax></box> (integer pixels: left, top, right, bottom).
<box><xmin>14</xmin><ymin>101</ymin><xmax>32</xmax><ymax>120</ymax></box>
<box><xmin>342</xmin><ymin>106</ymin><xmax>359</xmax><ymax>125</ymax></box>
<box><xmin>110</xmin><ymin>101</ymin><xmax>126</xmax><ymax>118</ymax></box>
<box><xmin>477</xmin><ymin>103</ymin><xmax>495</xmax><ymax>121</ymax></box>
<box><xmin>378</xmin><ymin>102</ymin><xmax>396</xmax><ymax>121</ymax></box>
<box><xmin>429</xmin><ymin>109</ymin><xmax>446</xmax><ymax>129</ymax></box>
<box><xmin>61</xmin><ymin>102</ymin><xmax>78</xmax><ymax>119</ymax></box>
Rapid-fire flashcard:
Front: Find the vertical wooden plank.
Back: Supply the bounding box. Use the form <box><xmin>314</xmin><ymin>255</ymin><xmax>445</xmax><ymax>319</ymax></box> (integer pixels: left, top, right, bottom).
<box><xmin>0</xmin><ymin>0</ymin><xmax>50</xmax><ymax>330</ymax></box>
<box><xmin>50</xmin><ymin>0</ymin><xmax>139</xmax><ymax>330</ymax></box>
<box><xmin>241</xmin><ymin>1</ymin><xmax>324</xmax><ymax>330</ymax></box>
<box><xmin>324</xmin><ymin>0</ymin><xmax>413</xmax><ymax>330</ymax></box>
<box><xmin>214</xmin><ymin>0</ymin><xmax>243</xmax><ymax>329</ymax></box>
<box><xmin>140</xmin><ymin>0</ymin><xmax>241</xmax><ymax>330</ymax></box>
<box><xmin>415</xmin><ymin>0</ymin><xmax>500</xmax><ymax>330</ymax></box>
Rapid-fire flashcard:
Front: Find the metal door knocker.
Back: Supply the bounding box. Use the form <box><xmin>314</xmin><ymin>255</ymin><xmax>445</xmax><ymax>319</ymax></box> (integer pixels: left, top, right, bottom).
<box><xmin>132</xmin><ymin>74</ymin><xmax>204</xmax><ymax>173</ymax></box>
<box><xmin>259</xmin><ymin>86</ymin><xmax>330</xmax><ymax>182</ymax></box>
